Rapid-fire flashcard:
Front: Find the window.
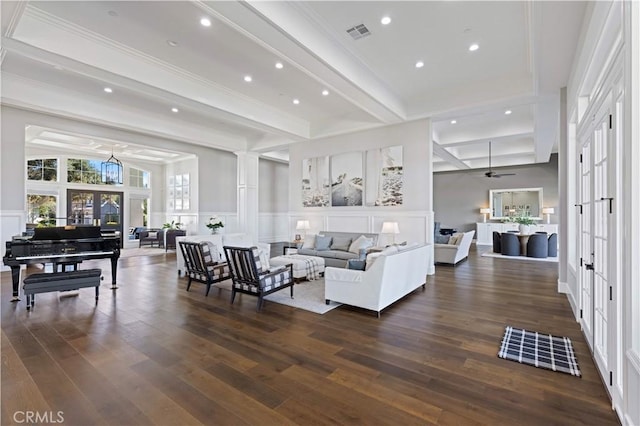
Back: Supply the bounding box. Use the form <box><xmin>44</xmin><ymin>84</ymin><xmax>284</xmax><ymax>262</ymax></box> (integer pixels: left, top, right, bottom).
<box><xmin>130</xmin><ymin>167</ymin><xmax>150</xmax><ymax>188</ymax></box>
<box><xmin>168</xmin><ymin>173</ymin><xmax>189</xmax><ymax>211</ymax></box>
<box><xmin>67</xmin><ymin>158</ymin><xmax>101</xmax><ymax>184</ymax></box>
<box><xmin>27</xmin><ymin>159</ymin><xmax>57</xmax><ymax>182</ymax></box>
<box><xmin>27</xmin><ymin>194</ymin><xmax>57</xmax><ymax>226</ymax></box>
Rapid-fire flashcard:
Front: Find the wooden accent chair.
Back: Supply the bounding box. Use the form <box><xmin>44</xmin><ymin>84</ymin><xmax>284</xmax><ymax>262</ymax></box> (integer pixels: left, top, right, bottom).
<box><xmin>139</xmin><ymin>229</ymin><xmax>162</xmax><ymax>247</ymax></box>
<box><xmin>179</xmin><ymin>241</ymin><xmax>231</xmax><ymax>296</ymax></box>
<box><xmin>223</xmin><ymin>245</ymin><xmax>294</xmax><ymax>311</ymax></box>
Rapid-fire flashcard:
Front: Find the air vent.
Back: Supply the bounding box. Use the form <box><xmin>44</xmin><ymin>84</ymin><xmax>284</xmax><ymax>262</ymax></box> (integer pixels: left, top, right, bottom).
<box><xmin>346</xmin><ymin>23</ymin><xmax>371</xmax><ymax>40</ymax></box>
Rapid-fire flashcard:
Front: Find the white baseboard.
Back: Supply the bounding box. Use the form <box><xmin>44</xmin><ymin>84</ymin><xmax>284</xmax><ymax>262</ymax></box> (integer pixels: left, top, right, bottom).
<box><xmin>558</xmin><ymin>280</ymin><xmax>579</xmax><ymax>320</ymax></box>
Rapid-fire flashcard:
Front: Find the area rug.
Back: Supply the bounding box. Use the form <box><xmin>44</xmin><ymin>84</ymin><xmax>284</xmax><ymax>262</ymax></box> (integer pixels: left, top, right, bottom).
<box><xmin>215</xmin><ymin>279</ymin><xmax>341</xmax><ymax>314</ymax></box>
<box><xmin>120</xmin><ymin>247</ymin><xmax>173</xmax><ymax>258</ymax></box>
<box><xmin>498</xmin><ymin>326</ymin><xmax>581</xmax><ymax>377</ymax></box>
<box><xmin>482</xmin><ymin>251</ymin><xmax>558</xmax><ymax>263</ymax></box>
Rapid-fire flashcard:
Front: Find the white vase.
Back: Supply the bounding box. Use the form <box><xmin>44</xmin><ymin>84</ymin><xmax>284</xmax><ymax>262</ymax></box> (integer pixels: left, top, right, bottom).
<box><xmin>519</xmin><ymin>224</ymin><xmax>530</xmax><ymax>234</ymax></box>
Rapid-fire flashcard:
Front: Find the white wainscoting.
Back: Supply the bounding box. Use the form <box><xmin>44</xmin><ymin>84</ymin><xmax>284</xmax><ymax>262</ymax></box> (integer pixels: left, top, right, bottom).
<box><xmin>1</xmin><ymin>210</ymin><xmax>26</xmax><ymax>271</ymax></box>
<box><xmin>626</xmin><ymin>349</ymin><xmax>640</xmax><ymax>426</ymax></box>
<box><xmin>258</xmin><ymin>213</ymin><xmax>289</xmax><ymax>243</ymax></box>
<box><xmin>289</xmin><ymin>211</ymin><xmax>431</xmax><ymax>246</ymax></box>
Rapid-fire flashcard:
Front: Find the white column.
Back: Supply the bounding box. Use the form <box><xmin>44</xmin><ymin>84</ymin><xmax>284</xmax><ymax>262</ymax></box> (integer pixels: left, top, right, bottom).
<box><xmin>235</xmin><ymin>151</ymin><xmax>260</xmax><ymax>242</ymax></box>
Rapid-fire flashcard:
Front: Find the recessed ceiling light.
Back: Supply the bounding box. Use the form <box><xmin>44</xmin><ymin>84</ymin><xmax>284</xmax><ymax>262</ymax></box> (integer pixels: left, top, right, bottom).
<box><xmin>53</xmin><ymin>64</ymin><xmax>64</xmax><ymax>70</ymax></box>
<box><xmin>200</xmin><ymin>17</ymin><xmax>211</xmax><ymax>27</ymax></box>
<box><xmin>103</xmin><ymin>87</ymin><xmax>113</xmax><ymax>93</ymax></box>
<box><xmin>381</xmin><ymin>16</ymin><xmax>391</xmax><ymax>25</ymax></box>
<box><xmin>171</xmin><ymin>107</ymin><xmax>179</xmax><ymax>113</ymax></box>
<box><xmin>451</xmin><ymin>120</ymin><xmax>457</xmax><ymax>124</ymax></box>
<box><xmin>244</xmin><ymin>75</ymin><xmax>252</xmax><ymax>82</ymax></box>
<box><xmin>505</xmin><ymin>110</ymin><xmax>512</xmax><ymax>115</ymax></box>
<box><xmin>293</xmin><ymin>99</ymin><xmax>300</xmax><ymax>105</ymax></box>
<box><xmin>322</xmin><ymin>89</ymin><xmax>329</xmax><ymax>96</ymax></box>
<box><xmin>167</xmin><ymin>40</ymin><xmax>178</xmax><ymax>47</ymax></box>
<box><xmin>275</xmin><ymin>62</ymin><xmax>283</xmax><ymax>69</ymax></box>
<box><xmin>469</xmin><ymin>43</ymin><xmax>479</xmax><ymax>51</ymax></box>
<box><xmin>415</xmin><ymin>61</ymin><xmax>424</xmax><ymax>68</ymax></box>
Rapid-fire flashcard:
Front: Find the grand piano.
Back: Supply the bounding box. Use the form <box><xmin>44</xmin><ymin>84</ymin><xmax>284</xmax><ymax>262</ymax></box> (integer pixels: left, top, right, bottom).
<box><xmin>3</xmin><ymin>226</ymin><xmax>120</xmax><ymax>301</ymax></box>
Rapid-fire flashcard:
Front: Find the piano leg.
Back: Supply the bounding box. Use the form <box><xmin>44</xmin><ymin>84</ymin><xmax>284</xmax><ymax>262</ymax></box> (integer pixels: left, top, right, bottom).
<box><xmin>110</xmin><ymin>255</ymin><xmax>118</xmax><ymax>289</ymax></box>
<box><xmin>10</xmin><ymin>266</ymin><xmax>20</xmax><ymax>302</ymax></box>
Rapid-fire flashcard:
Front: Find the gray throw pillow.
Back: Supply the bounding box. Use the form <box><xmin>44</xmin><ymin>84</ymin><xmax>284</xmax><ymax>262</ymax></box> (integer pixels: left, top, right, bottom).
<box><xmin>434</xmin><ymin>235</ymin><xmax>450</xmax><ymax>244</ymax></box>
<box><xmin>347</xmin><ymin>259</ymin><xmax>366</xmax><ymax>270</ymax></box>
<box><xmin>315</xmin><ymin>235</ymin><xmax>332</xmax><ymax>251</ymax></box>
<box><xmin>330</xmin><ymin>236</ymin><xmax>352</xmax><ymax>252</ymax></box>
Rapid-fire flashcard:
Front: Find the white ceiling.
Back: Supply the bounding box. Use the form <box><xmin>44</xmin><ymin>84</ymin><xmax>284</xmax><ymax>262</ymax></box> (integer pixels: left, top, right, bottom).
<box><xmin>1</xmin><ymin>1</ymin><xmax>587</xmax><ymax>170</ymax></box>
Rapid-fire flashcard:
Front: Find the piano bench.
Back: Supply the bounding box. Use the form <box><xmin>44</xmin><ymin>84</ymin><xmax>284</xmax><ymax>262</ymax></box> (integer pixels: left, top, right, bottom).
<box><xmin>23</xmin><ymin>269</ymin><xmax>102</xmax><ymax>310</ymax></box>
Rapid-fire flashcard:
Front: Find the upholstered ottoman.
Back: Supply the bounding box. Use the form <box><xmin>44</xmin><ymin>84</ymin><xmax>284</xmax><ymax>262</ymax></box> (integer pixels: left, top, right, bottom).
<box><xmin>269</xmin><ymin>254</ymin><xmax>325</xmax><ymax>281</ymax></box>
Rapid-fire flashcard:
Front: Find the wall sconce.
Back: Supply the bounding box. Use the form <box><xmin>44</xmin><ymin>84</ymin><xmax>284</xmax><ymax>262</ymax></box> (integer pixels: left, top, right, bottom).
<box><xmin>480</xmin><ymin>208</ymin><xmax>491</xmax><ymax>223</ymax></box>
<box><xmin>295</xmin><ymin>220</ymin><xmax>310</xmax><ymax>241</ymax></box>
<box><xmin>542</xmin><ymin>207</ymin><xmax>555</xmax><ymax>224</ymax></box>
<box><xmin>381</xmin><ymin>221</ymin><xmax>400</xmax><ymax>245</ymax></box>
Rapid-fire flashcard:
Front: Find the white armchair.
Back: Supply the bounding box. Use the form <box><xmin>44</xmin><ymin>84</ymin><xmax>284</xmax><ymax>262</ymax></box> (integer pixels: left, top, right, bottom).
<box><xmin>434</xmin><ymin>230</ymin><xmax>474</xmax><ymax>265</ymax></box>
<box><xmin>324</xmin><ymin>244</ymin><xmax>431</xmax><ymax>317</ymax></box>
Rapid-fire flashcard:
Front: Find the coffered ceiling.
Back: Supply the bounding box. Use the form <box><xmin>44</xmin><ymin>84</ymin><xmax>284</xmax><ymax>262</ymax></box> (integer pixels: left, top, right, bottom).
<box><xmin>1</xmin><ymin>1</ymin><xmax>587</xmax><ymax>170</ymax></box>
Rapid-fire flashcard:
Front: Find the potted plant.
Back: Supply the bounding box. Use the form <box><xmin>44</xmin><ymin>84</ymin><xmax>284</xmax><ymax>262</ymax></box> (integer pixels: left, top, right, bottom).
<box><xmin>162</xmin><ymin>220</ymin><xmax>182</xmax><ymax>230</ymax></box>
<box><xmin>514</xmin><ymin>216</ymin><xmax>536</xmax><ymax>234</ymax></box>
<box><xmin>206</xmin><ymin>216</ymin><xmax>224</xmax><ymax>234</ymax></box>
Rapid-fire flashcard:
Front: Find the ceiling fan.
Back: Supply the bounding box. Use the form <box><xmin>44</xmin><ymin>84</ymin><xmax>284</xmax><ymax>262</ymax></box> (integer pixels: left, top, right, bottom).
<box><xmin>484</xmin><ymin>141</ymin><xmax>516</xmax><ymax>178</ymax></box>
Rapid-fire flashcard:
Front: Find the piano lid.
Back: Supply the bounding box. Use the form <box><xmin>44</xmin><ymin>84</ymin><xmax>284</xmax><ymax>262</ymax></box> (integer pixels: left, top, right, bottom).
<box><xmin>33</xmin><ymin>226</ymin><xmax>102</xmax><ymax>240</ymax></box>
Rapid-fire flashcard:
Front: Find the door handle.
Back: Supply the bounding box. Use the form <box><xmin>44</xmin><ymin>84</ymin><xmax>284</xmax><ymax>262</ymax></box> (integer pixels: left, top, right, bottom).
<box><xmin>585</xmin><ymin>263</ymin><xmax>594</xmax><ymax>271</ymax></box>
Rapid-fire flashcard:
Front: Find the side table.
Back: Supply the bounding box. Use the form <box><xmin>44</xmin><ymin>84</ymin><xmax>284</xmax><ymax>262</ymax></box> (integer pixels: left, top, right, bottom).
<box><xmin>283</xmin><ymin>241</ymin><xmax>301</xmax><ymax>255</ymax></box>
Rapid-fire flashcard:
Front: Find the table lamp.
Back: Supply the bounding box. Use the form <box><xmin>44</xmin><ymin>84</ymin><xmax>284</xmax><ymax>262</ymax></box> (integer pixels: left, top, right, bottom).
<box><xmin>542</xmin><ymin>207</ymin><xmax>555</xmax><ymax>224</ymax></box>
<box><xmin>480</xmin><ymin>208</ymin><xmax>491</xmax><ymax>223</ymax></box>
<box><xmin>381</xmin><ymin>221</ymin><xmax>400</xmax><ymax>245</ymax></box>
<box><xmin>295</xmin><ymin>220</ymin><xmax>310</xmax><ymax>241</ymax></box>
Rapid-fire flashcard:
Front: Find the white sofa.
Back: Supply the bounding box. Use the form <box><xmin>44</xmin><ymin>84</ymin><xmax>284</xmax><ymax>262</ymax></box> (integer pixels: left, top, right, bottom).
<box><xmin>433</xmin><ymin>230</ymin><xmax>474</xmax><ymax>265</ymax></box>
<box><xmin>175</xmin><ymin>233</ymin><xmax>270</xmax><ymax>276</ymax></box>
<box><xmin>324</xmin><ymin>244</ymin><xmax>431</xmax><ymax>316</ymax></box>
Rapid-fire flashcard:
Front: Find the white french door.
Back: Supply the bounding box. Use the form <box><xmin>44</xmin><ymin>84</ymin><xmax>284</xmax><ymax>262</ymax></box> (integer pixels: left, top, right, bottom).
<box><xmin>579</xmin><ymin>139</ymin><xmax>594</xmax><ymax>350</ymax></box>
<box><xmin>577</xmin><ymin>90</ymin><xmax>620</xmax><ymax>404</ymax></box>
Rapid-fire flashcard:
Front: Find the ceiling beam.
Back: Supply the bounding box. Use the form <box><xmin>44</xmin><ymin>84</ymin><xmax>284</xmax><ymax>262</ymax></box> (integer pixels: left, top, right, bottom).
<box><xmin>432</xmin><ymin>141</ymin><xmax>471</xmax><ymax>170</ymax></box>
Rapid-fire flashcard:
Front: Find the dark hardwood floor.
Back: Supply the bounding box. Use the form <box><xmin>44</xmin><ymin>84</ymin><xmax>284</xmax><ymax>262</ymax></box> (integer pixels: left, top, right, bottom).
<box><xmin>1</xmin><ymin>245</ymin><xmax>619</xmax><ymax>425</ymax></box>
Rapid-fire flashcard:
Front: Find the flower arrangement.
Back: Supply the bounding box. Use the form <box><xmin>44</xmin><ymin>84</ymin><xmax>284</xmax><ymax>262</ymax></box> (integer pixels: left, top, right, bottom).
<box><xmin>206</xmin><ymin>216</ymin><xmax>224</xmax><ymax>232</ymax></box>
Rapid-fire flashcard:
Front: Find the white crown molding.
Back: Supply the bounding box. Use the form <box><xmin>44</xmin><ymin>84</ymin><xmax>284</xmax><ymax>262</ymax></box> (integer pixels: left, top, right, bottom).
<box><xmin>1</xmin><ymin>72</ymin><xmax>249</xmax><ymax>154</ymax></box>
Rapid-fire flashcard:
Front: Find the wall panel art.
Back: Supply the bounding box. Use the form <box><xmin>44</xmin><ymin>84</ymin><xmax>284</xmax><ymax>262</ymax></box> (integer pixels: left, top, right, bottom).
<box><xmin>366</xmin><ymin>145</ymin><xmax>403</xmax><ymax>206</ymax></box>
<box><xmin>302</xmin><ymin>156</ymin><xmax>330</xmax><ymax>207</ymax></box>
<box><xmin>330</xmin><ymin>152</ymin><xmax>363</xmax><ymax>206</ymax></box>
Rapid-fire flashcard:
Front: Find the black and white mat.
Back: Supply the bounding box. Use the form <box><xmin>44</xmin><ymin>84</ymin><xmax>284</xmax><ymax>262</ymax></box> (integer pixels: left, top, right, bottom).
<box><xmin>498</xmin><ymin>326</ymin><xmax>581</xmax><ymax>377</ymax></box>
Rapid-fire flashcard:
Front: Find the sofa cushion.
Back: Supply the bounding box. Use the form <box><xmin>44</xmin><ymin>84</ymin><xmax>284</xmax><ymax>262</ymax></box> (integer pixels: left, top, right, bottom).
<box><xmin>348</xmin><ymin>235</ymin><xmax>374</xmax><ymax>254</ymax></box>
<box><xmin>302</xmin><ymin>234</ymin><xmax>316</xmax><ymax>249</ymax></box>
<box><xmin>448</xmin><ymin>234</ymin><xmax>461</xmax><ymax>245</ymax></box>
<box><xmin>330</xmin><ymin>250</ymin><xmax>359</xmax><ymax>260</ymax></box>
<box><xmin>297</xmin><ymin>248</ymin><xmax>318</xmax><ymax>256</ymax></box>
<box><xmin>315</xmin><ymin>236</ymin><xmax>332</xmax><ymax>251</ymax></box>
<box><xmin>331</xmin><ymin>236</ymin><xmax>352</xmax><ymax>252</ymax></box>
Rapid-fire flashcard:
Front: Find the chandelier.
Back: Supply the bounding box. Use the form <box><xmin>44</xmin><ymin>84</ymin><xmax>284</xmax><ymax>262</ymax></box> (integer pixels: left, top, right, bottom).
<box><xmin>101</xmin><ymin>151</ymin><xmax>123</xmax><ymax>185</ymax></box>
